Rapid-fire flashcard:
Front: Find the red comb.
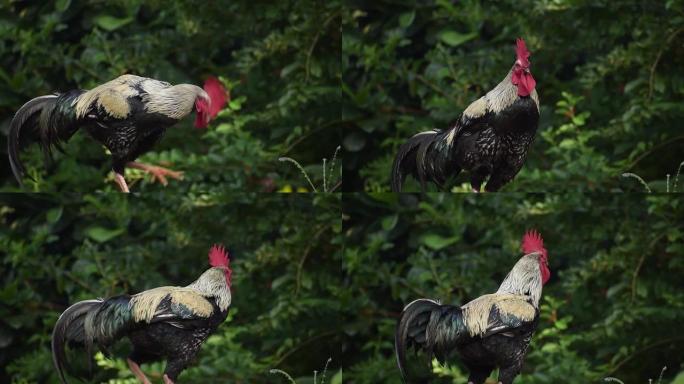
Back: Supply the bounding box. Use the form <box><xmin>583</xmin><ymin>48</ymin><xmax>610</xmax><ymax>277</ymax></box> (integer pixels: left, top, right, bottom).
<box><xmin>208</xmin><ymin>244</ymin><xmax>230</xmax><ymax>268</ymax></box>
<box><xmin>515</xmin><ymin>38</ymin><xmax>530</xmax><ymax>66</ymax></box>
<box><xmin>521</xmin><ymin>230</ymin><xmax>545</xmax><ymax>255</ymax></box>
<box><xmin>203</xmin><ymin>77</ymin><xmax>228</xmax><ymax>118</ymax></box>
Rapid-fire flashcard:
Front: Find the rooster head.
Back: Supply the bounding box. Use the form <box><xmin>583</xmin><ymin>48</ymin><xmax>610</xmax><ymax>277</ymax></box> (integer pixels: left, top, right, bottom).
<box><xmin>521</xmin><ymin>229</ymin><xmax>550</xmax><ymax>285</ymax></box>
<box><xmin>208</xmin><ymin>243</ymin><xmax>232</xmax><ymax>286</ymax></box>
<box><xmin>194</xmin><ymin>77</ymin><xmax>229</xmax><ymax>129</ymax></box>
<box><xmin>511</xmin><ymin>38</ymin><xmax>536</xmax><ymax>97</ymax></box>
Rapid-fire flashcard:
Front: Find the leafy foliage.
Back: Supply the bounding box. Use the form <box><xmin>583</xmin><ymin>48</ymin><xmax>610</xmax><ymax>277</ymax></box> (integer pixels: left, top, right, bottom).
<box><xmin>343</xmin><ymin>0</ymin><xmax>684</xmax><ymax>192</ymax></box>
<box><xmin>0</xmin><ymin>193</ymin><xmax>342</xmax><ymax>383</ymax></box>
<box><xmin>0</xmin><ymin>0</ymin><xmax>341</xmax><ymax>193</ymax></box>
<box><xmin>342</xmin><ymin>193</ymin><xmax>684</xmax><ymax>383</ymax></box>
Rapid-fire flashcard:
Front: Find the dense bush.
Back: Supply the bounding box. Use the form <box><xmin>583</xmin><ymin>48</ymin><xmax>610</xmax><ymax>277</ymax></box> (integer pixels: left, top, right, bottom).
<box><xmin>0</xmin><ymin>193</ymin><xmax>342</xmax><ymax>383</ymax></box>
<box><xmin>0</xmin><ymin>0</ymin><xmax>341</xmax><ymax>193</ymax></box>
<box><xmin>342</xmin><ymin>193</ymin><xmax>684</xmax><ymax>383</ymax></box>
<box><xmin>343</xmin><ymin>0</ymin><xmax>684</xmax><ymax>192</ymax></box>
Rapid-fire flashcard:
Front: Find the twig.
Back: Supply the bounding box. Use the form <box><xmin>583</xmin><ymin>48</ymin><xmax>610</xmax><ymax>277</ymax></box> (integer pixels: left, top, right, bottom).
<box><xmin>649</xmin><ymin>27</ymin><xmax>684</xmax><ymax>100</ymax></box>
<box><xmin>272</xmin><ymin>330</ymin><xmax>338</xmax><ymax>368</ymax></box>
<box><xmin>392</xmin><ymin>65</ymin><xmax>459</xmax><ymax>105</ymax></box>
<box><xmin>295</xmin><ymin>225</ymin><xmax>329</xmax><ymax>296</ymax></box>
<box><xmin>631</xmin><ymin>234</ymin><xmax>664</xmax><ymax>302</ymax></box>
<box><xmin>627</xmin><ymin>136</ymin><xmax>684</xmax><ymax>170</ymax></box>
<box><xmin>607</xmin><ymin>338</ymin><xmax>684</xmax><ymax>375</ymax></box>
<box><xmin>305</xmin><ymin>11</ymin><xmax>340</xmax><ymax>83</ymax></box>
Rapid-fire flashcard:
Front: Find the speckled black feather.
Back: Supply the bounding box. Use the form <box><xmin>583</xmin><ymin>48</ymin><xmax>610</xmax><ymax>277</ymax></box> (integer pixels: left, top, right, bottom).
<box><xmin>391</xmin><ymin>96</ymin><xmax>539</xmax><ymax>192</ymax></box>
<box><xmin>395</xmin><ymin>298</ymin><xmax>540</xmax><ymax>384</ymax></box>
<box><xmin>7</xmin><ymin>77</ymin><xmax>188</xmax><ymax>184</ymax></box>
<box><xmin>127</xmin><ymin>297</ymin><xmax>229</xmax><ymax>381</ymax></box>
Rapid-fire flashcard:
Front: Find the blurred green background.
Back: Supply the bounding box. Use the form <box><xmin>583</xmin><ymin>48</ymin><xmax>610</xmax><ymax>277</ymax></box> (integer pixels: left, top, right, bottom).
<box><xmin>342</xmin><ymin>193</ymin><xmax>684</xmax><ymax>383</ymax></box>
<box><xmin>0</xmin><ymin>193</ymin><xmax>342</xmax><ymax>383</ymax></box>
<box><xmin>0</xmin><ymin>0</ymin><xmax>341</xmax><ymax>193</ymax></box>
<box><xmin>342</xmin><ymin>0</ymin><xmax>684</xmax><ymax>192</ymax></box>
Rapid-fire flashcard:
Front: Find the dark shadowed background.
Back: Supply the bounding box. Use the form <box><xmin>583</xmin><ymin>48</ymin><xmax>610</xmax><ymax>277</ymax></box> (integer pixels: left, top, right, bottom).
<box><xmin>342</xmin><ymin>0</ymin><xmax>684</xmax><ymax>192</ymax></box>
<box><xmin>0</xmin><ymin>193</ymin><xmax>342</xmax><ymax>383</ymax></box>
<box><xmin>342</xmin><ymin>193</ymin><xmax>684</xmax><ymax>383</ymax></box>
<box><xmin>0</xmin><ymin>0</ymin><xmax>341</xmax><ymax>193</ymax></box>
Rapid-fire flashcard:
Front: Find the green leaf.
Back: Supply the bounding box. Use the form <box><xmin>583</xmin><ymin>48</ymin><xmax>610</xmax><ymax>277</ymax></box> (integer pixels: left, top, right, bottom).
<box><xmin>46</xmin><ymin>207</ymin><xmax>63</xmax><ymax>224</ymax></box>
<box><xmin>85</xmin><ymin>226</ymin><xmax>124</xmax><ymax>243</ymax></box>
<box><xmin>439</xmin><ymin>31</ymin><xmax>476</xmax><ymax>47</ymax></box>
<box><xmin>672</xmin><ymin>371</ymin><xmax>684</xmax><ymax>384</ymax></box>
<box><xmin>55</xmin><ymin>0</ymin><xmax>71</xmax><ymax>12</ymax></box>
<box><xmin>93</xmin><ymin>15</ymin><xmax>133</xmax><ymax>31</ymax></box>
<box><xmin>381</xmin><ymin>214</ymin><xmax>398</xmax><ymax>231</ymax></box>
<box><xmin>399</xmin><ymin>11</ymin><xmax>415</xmax><ymax>27</ymax></box>
<box><xmin>330</xmin><ymin>369</ymin><xmax>343</xmax><ymax>384</ymax></box>
<box><xmin>421</xmin><ymin>234</ymin><xmax>457</xmax><ymax>250</ymax></box>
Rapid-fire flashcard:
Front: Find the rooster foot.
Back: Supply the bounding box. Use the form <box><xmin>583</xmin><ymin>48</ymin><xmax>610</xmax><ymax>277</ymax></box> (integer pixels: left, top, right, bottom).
<box><xmin>126</xmin><ymin>358</ymin><xmax>152</xmax><ymax>384</ymax></box>
<box><xmin>127</xmin><ymin>162</ymin><xmax>184</xmax><ymax>186</ymax></box>
<box><xmin>163</xmin><ymin>374</ymin><xmax>175</xmax><ymax>384</ymax></box>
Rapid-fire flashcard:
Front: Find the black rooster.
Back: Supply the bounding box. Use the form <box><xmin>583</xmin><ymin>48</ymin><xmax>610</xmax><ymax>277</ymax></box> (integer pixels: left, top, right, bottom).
<box><xmin>52</xmin><ymin>244</ymin><xmax>233</xmax><ymax>384</ymax></box>
<box><xmin>391</xmin><ymin>39</ymin><xmax>540</xmax><ymax>192</ymax></box>
<box><xmin>8</xmin><ymin>74</ymin><xmax>227</xmax><ymax>192</ymax></box>
<box><xmin>395</xmin><ymin>231</ymin><xmax>550</xmax><ymax>384</ymax></box>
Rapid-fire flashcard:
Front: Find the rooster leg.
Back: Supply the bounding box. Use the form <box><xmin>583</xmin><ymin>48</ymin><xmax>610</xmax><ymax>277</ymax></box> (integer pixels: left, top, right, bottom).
<box><xmin>163</xmin><ymin>374</ymin><xmax>175</xmax><ymax>384</ymax></box>
<box><xmin>126</xmin><ymin>358</ymin><xmax>151</xmax><ymax>384</ymax></box>
<box><xmin>114</xmin><ymin>172</ymin><xmax>130</xmax><ymax>193</ymax></box>
<box><xmin>126</xmin><ymin>162</ymin><xmax>184</xmax><ymax>186</ymax></box>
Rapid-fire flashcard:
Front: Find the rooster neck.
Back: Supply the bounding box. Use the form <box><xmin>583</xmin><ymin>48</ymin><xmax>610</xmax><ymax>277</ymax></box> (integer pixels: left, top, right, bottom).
<box><xmin>496</xmin><ymin>253</ymin><xmax>543</xmax><ymax>307</ymax></box>
<box><xmin>186</xmin><ymin>268</ymin><xmax>232</xmax><ymax>312</ymax></box>
<box><xmin>484</xmin><ymin>70</ymin><xmax>539</xmax><ymax>115</ymax></box>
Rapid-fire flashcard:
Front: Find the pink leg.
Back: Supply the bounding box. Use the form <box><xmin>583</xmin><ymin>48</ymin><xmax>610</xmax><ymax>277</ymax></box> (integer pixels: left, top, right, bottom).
<box><xmin>114</xmin><ymin>172</ymin><xmax>130</xmax><ymax>193</ymax></box>
<box><xmin>126</xmin><ymin>162</ymin><xmax>184</xmax><ymax>186</ymax></box>
<box><xmin>163</xmin><ymin>374</ymin><xmax>175</xmax><ymax>384</ymax></box>
<box><xmin>127</xmin><ymin>358</ymin><xmax>151</xmax><ymax>384</ymax></box>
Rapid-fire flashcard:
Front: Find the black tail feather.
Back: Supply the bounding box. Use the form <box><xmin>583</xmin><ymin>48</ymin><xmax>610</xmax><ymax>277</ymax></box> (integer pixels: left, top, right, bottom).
<box><xmin>8</xmin><ymin>91</ymin><xmax>82</xmax><ymax>185</ymax></box>
<box><xmin>390</xmin><ymin>129</ymin><xmax>456</xmax><ymax>192</ymax></box>
<box><xmin>52</xmin><ymin>299</ymin><xmax>102</xmax><ymax>384</ymax></box>
<box><xmin>8</xmin><ymin>95</ymin><xmax>59</xmax><ymax>184</ymax></box>
<box><xmin>395</xmin><ymin>298</ymin><xmax>464</xmax><ymax>383</ymax></box>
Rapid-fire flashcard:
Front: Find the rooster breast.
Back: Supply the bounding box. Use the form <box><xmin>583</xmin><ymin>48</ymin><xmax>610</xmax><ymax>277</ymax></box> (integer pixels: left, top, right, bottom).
<box><xmin>453</xmin><ymin>94</ymin><xmax>539</xmax><ymax>191</ymax></box>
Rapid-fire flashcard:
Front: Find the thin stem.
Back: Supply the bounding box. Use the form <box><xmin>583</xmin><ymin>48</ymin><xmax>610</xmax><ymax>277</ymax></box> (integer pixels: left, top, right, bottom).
<box><xmin>320</xmin><ymin>358</ymin><xmax>332</xmax><ymax>384</ymax></box>
<box><xmin>269</xmin><ymin>369</ymin><xmax>297</xmax><ymax>384</ymax></box>
<box><xmin>328</xmin><ymin>146</ymin><xmax>341</xmax><ymax>188</ymax></box>
<box><xmin>323</xmin><ymin>158</ymin><xmax>327</xmax><ymax>192</ymax></box>
<box><xmin>279</xmin><ymin>157</ymin><xmax>317</xmax><ymax>192</ymax></box>
<box><xmin>621</xmin><ymin>173</ymin><xmax>651</xmax><ymax>192</ymax></box>
<box><xmin>673</xmin><ymin>161</ymin><xmax>684</xmax><ymax>192</ymax></box>
<box><xmin>649</xmin><ymin>27</ymin><xmax>684</xmax><ymax>100</ymax></box>
<box><xmin>666</xmin><ymin>174</ymin><xmax>670</xmax><ymax>193</ymax></box>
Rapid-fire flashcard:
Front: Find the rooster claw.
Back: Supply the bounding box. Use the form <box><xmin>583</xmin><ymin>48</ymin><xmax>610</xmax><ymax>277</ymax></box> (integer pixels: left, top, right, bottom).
<box><xmin>163</xmin><ymin>374</ymin><xmax>175</xmax><ymax>384</ymax></box>
<box><xmin>126</xmin><ymin>162</ymin><xmax>184</xmax><ymax>186</ymax></box>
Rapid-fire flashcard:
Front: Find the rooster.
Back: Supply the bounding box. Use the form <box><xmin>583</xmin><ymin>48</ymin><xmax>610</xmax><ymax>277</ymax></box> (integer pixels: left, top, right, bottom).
<box><xmin>395</xmin><ymin>230</ymin><xmax>550</xmax><ymax>384</ymax></box>
<box><xmin>8</xmin><ymin>74</ymin><xmax>228</xmax><ymax>192</ymax></box>
<box><xmin>52</xmin><ymin>244</ymin><xmax>233</xmax><ymax>384</ymax></box>
<box><xmin>391</xmin><ymin>38</ymin><xmax>540</xmax><ymax>192</ymax></box>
